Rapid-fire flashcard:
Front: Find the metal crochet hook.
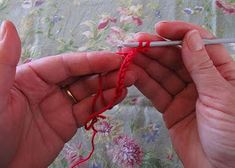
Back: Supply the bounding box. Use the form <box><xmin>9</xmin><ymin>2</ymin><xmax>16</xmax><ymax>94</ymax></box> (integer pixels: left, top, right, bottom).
<box><xmin>118</xmin><ymin>38</ymin><xmax>235</xmax><ymax>48</ymax></box>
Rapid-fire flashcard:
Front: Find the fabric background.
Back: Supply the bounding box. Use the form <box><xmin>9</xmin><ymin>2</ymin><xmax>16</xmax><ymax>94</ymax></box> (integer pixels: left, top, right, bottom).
<box><xmin>1</xmin><ymin>0</ymin><xmax>235</xmax><ymax>168</ymax></box>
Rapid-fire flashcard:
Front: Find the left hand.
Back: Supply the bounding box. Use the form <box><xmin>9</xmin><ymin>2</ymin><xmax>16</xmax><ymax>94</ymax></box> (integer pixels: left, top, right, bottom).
<box><xmin>0</xmin><ymin>21</ymin><xmax>136</xmax><ymax>168</ymax></box>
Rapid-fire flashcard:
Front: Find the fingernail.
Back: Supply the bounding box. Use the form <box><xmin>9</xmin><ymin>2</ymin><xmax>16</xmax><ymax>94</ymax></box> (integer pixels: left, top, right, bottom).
<box><xmin>187</xmin><ymin>30</ymin><xmax>203</xmax><ymax>52</ymax></box>
<box><xmin>134</xmin><ymin>32</ymin><xmax>146</xmax><ymax>39</ymax></box>
<box><xmin>157</xmin><ymin>21</ymin><xmax>168</xmax><ymax>24</ymax></box>
<box><xmin>134</xmin><ymin>32</ymin><xmax>146</xmax><ymax>36</ymax></box>
<box><xmin>0</xmin><ymin>21</ymin><xmax>6</xmax><ymax>41</ymax></box>
<box><xmin>154</xmin><ymin>21</ymin><xmax>169</xmax><ymax>29</ymax></box>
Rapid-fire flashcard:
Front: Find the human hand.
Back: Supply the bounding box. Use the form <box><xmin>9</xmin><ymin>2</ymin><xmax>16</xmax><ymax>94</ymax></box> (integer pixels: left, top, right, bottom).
<box><xmin>0</xmin><ymin>21</ymin><xmax>136</xmax><ymax>168</ymax></box>
<box><xmin>131</xmin><ymin>21</ymin><xmax>235</xmax><ymax>168</ymax></box>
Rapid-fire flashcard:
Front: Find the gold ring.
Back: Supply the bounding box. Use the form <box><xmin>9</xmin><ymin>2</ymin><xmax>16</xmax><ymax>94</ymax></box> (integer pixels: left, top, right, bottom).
<box><xmin>64</xmin><ymin>87</ymin><xmax>78</xmax><ymax>104</ymax></box>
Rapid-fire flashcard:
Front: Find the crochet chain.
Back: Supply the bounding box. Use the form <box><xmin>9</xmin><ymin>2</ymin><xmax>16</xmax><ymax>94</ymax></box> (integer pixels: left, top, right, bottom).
<box><xmin>71</xmin><ymin>41</ymin><xmax>150</xmax><ymax>168</ymax></box>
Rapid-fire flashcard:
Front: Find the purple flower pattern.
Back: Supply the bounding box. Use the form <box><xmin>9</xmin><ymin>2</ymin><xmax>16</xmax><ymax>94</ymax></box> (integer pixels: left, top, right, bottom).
<box><xmin>108</xmin><ymin>135</ymin><xmax>143</xmax><ymax>168</ymax></box>
<box><xmin>142</xmin><ymin>123</ymin><xmax>161</xmax><ymax>143</ymax></box>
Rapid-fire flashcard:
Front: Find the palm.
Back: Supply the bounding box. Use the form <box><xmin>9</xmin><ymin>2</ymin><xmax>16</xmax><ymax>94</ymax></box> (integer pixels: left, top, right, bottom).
<box><xmin>166</xmin><ymin>86</ymin><xmax>209</xmax><ymax>167</ymax></box>
<box><xmin>0</xmin><ymin>49</ymin><xmax>135</xmax><ymax>167</ymax></box>
<box><xmin>132</xmin><ymin>50</ymin><xmax>208</xmax><ymax>166</ymax></box>
<box><xmin>7</xmin><ymin>80</ymin><xmax>76</xmax><ymax>168</ymax></box>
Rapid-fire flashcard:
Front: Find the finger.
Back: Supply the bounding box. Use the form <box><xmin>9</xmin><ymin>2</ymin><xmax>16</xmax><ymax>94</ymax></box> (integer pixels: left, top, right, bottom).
<box><xmin>134</xmin><ymin>32</ymin><xmax>182</xmax><ymax>69</ymax></box>
<box><xmin>133</xmin><ymin>52</ymin><xmax>185</xmax><ymax>95</ymax></box>
<box><xmin>40</xmin><ymin>86</ymin><xmax>128</xmax><ymax>141</ymax></box>
<box><xmin>132</xmin><ymin>64</ymin><xmax>172</xmax><ymax>112</ymax></box>
<box><xmin>134</xmin><ymin>32</ymin><xmax>161</xmax><ymax>41</ymax></box>
<box><xmin>73</xmin><ymin>88</ymin><xmax>127</xmax><ymax>127</ymax></box>
<box><xmin>0</xmin><ymin>21</ymin><xmax>21</xmax><ymax>103</ymax></box>
<box><xmin>182</xmin><ymin>30</ymin><xmax>227</xmax><ymax>93</ymax></box>
<box><xmin>68</xmin><ymin>69</ymin><xmax>136</xmax><ymax>101</ymax></box>
<box><xmin>155</xmin><ymin>21</ymin><xmax>213</xmax><ymax>40</ymax></box>
<box><xmin>134</xmin><ymin>32</ymin><xmax>192</xmax><ymax>82</ymax></box>
<box><xmin>155</xmin><ymin>21</ymin><xmax>234</xmax><ymax>68</ymax></box>
<box><xmin>28</xmin><ymin>51</ymin><xmax>122</xmax><ymax>84</ymax></box>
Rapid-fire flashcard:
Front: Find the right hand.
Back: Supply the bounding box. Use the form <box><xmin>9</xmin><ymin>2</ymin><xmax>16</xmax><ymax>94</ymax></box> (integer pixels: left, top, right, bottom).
<box><xmin>132</xmin><ymin>21</ymin><xmax>235</xmax><ymax>168</ymax></box>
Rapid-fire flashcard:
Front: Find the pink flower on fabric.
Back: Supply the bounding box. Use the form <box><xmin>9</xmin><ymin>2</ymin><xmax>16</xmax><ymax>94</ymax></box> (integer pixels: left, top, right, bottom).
<box><xmin>118</xmin><ymin>7</ymin><xmax>130</xmax><ymax>15</ymax></box>
<box><xmin>108</xmin><ymin>135</ymin><xmax>143</xmax><ymax>168</ymax></box>
<box><xmin>132</xmin><ymin>16</ymin><xmax>143</xmax><ymax>26</ymax></box>
<box><xmin>98</xmin><ymin>19</ymin><xmax>109</xmax><ymax>30</ymax></box>
<box><xmin>96</xmin><ymin>121</ymin><xmax>113</xmax><ymax>136</ymax></box>
<box><xmin>106</xmin><ymin>26</ymin><xmax>126</xmax><ymax>45</ymax></box>
<box><xmin>63</xmin><ymin>143</ymin><xmax>84</xmax><ymax>166</ymax></box>
<box><xmin>129</xmin><ymin>97</ymin><xmax>142</xmax><ymax>105</ymax></box>
<box><xmin>119</xmin><ymin>15</ymin><xmax>143</xmax><ymax>26</ymax></box>
<box><xmin>117</xmin><ymin>5</ymin><xmax>143</xmax><ymax>26</ymax></box>
<box><xmin>216</xmin><ymin>0</ymin><xmax>235</xmax><ymax>14</ymax></box>
<box><xmin>167</xmin><ymin>153</ymin><xmax>174</xmax><ymax>161</ymax></box>
<box><xmin>97</xmin><ymin>16</ymin><xmax>117</xmax><ymax>30</ymax></box>
<box><xmin>106</xmin><ymin>26</ymin><xmax>135</xmax><ymax>46</ymax></box>
<box><xmin>120</xmin><ymin>15</ymin><xmax>133</xmax><ymax>24</ymax></box>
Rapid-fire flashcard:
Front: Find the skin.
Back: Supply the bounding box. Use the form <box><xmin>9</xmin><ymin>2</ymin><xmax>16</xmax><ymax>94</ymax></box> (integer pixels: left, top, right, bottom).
<box><xmin>1</xmin><ymin>20</ymin><xmax>235</xmax><ymax>168</ymax></box>
<box><xmin>0</xmin><ymin>21</ymin><xmax>136</xmax><ymax>168</ymax></box>
<box><xmin>132</xmin><ymin>21</ymin><xmax>235</xmax><ymax>168</ymax></box>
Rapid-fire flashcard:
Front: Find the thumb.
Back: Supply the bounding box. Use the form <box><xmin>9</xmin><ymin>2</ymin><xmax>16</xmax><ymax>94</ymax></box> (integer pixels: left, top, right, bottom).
<box><xmin>182</xmin><ymin>30</ymin><xmax>226</xmax><ymax>93</ymax></box>
<box><xmin>0</xmin><ymin>21</ymin><xmax>21</xmax><ymax>102</ymax></box>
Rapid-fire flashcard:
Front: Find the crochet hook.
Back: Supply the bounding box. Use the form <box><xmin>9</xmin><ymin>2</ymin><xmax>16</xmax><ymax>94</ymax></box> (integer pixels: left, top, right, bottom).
<box><xmin>118</xmin><ymin>38</ymin><xmax>235</xmax><ymax>48</ymax></box>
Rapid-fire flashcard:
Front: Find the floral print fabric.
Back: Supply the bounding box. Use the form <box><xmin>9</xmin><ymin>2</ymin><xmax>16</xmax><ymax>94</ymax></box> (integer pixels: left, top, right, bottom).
<box><xmin>1</xmin><ymin>0</ymin><xmax>235</xmax><ymax>168</ymax></box>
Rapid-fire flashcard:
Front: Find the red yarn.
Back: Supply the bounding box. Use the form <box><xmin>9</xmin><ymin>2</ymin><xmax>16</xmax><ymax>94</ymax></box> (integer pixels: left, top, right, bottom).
<box><xmin>71</xmin><ymin>41</ymin><xmax>150</xmax><ymax>168</ymax></box>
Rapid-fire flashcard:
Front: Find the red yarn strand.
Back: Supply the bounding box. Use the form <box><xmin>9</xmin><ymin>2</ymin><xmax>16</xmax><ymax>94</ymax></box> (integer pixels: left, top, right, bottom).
<box><xmin>71</xmin><ymin>41</ymin><xmax>150</xmax><ymax>168</ymax></box>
